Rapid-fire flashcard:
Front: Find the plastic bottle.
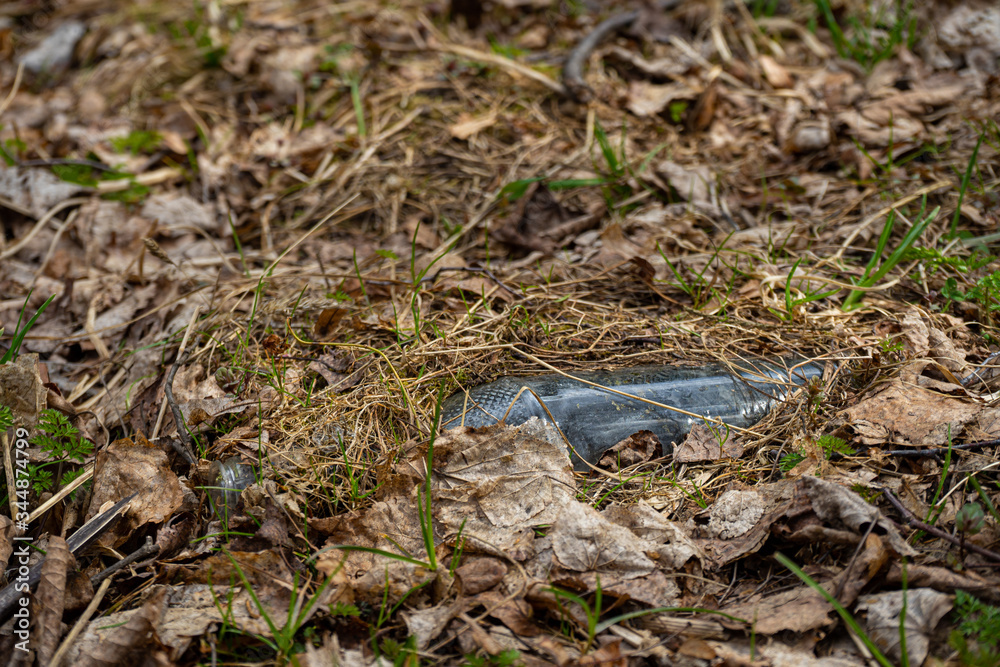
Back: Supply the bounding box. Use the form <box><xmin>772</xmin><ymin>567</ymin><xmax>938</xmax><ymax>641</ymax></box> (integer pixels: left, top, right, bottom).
<box><xmin>207</xmin><ymin>458</ymin><xmax>257</xmax><ymax>524</ymax></box>
<box><xmin>440</xmin><ymin>358</ymin><xmax>823</xmax><ymax>469</ymax></box>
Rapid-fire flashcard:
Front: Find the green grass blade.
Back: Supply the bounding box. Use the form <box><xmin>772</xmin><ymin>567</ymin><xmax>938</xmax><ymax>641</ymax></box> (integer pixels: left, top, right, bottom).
<box><xmin>951</xmin><ymin>130</ymin><xmax>985</xmax><ymax>236</ymax></box>
<box><xmin>774</xmin><ymin>552</ymin><xmax>893</xmax><ymax>667</ymax></box>
<box><xmin>593</xmin><ymin>119</ymin><xmax>619</xmax><ymax>175</ymax></box>
<box><xmin>420</xmin><ymin>383</ymin><xmax>446</xmax><ymax>571</ymax></box>
<box><xmin>2</xmin><ymin>292</ymin><xmax>55</xmax><ymax>364</ymax></box>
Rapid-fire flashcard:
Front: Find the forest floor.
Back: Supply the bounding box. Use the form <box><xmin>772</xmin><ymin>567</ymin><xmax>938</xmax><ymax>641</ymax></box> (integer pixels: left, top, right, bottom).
<box><xmin>1</xmin><ymin>0</ymin><xmax>1000</xmax><ymax>665</ymax></box>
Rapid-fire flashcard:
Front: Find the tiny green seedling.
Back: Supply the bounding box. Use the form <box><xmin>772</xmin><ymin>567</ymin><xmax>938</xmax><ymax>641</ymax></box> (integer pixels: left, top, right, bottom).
<box><xmin>780</xmin><ymin>434</ymin><xmax>853</xmax><ymax>472</ymax></box>
<box><xmin>27</xmin><ymin>409</ymin><xmax>94</xmax><ymax>498</ymax></box>
<box><xmin>545</xmin><ymin>580</ymin><xmax>604</xmax><ymax>653</ymax></box>
<box><xmin>111</xmin><ymin>130</ymin><xmax>162</xmax><ymax>155</ymax></box>
<box><xmin>656</xmin><ymin>236</ymin><xmax>735</xmax><ymax>312</ymax></box>
<box><xmin>951</xmin><ymin>590</ymin><xmax>1000</xmax><ymax>666</ymax></box>
<box><xmin>222</xmin><ymin>553</ymin><xmax>338</xmax><ymax>664</ymax></box>
<box><xmin>769</xmin><ymin>257</ymin><xmax>839</xmax><ymax>322</ymax></box>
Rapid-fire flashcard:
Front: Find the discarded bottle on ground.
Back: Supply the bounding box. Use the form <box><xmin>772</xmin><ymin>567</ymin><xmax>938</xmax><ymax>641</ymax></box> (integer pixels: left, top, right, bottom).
<box><xmin>206</xmin><ymin>458</ymin><xmax>257</xmax><ymax>525</ymax></box>
<box><xmin>440</xmin><ymin>358</ymin><xmax>823</xmax><ymax>470</ymax></box>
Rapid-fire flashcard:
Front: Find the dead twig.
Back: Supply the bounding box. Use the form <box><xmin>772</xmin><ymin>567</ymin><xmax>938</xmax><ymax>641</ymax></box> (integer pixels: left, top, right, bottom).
<box><xmin>883</xmin><ymin>438</ymin><xmax>1000</xmax><ymax>458</ymax></box>
<box><xmin>961</xmin><ymin>351</ymin><xmax>1000</xmax><ymax>388</ymax></box>
<box><xmin>880</xmin><ymin>488</ymin><xmax>1000</xmax><ymax>564</ymax></box>
<box><xmin>49</xmin><ymin>578</ymin><xmax>112</xmax><ymax>667</ymax></box>
<box><xmin>422</xmin><ymin>266</ymin><xmax>522</xmax><ymax>298</ymax></box>
<box><xmin>562</xmin><ymin>11</ymin><xmax>638</xmax><ymax>102</ymax></box>
<box><xmin>0</xmin><ymin>493</ymin><xmax>137</xmax><ymax>624</ymax></box>
<box><xmin>90</xmin><ymin>536</ymin><xmax>161</xmax><ymax>588</ymax></box>
<box><xmin>164</xmin><ymin>350</ymin><xmax>198</xmax><ymax>466</ymax></box>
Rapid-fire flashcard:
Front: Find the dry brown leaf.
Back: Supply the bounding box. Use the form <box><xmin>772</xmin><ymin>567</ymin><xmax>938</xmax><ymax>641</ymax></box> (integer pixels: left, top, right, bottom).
<box><xmin>857</xmin><ymin>589</ymin><xmax>953</xmax><ymax>666</ymax></box>
<box><xmin>434</xmin><ymin>419</ymin><xmax>576</xmax><ymax>529</ymax></box>
<box><xmin>653</xmin><ymin>160</ymin><xmax>714</xmax><ymax>205</ymax></box>
<box><xmin>88</xmin><ymin>433</ymin><xmax>185</xmax><ymax>546</ymax></box>
<box><xmin>402</xmin><ymin>601</ymin><xmax>464</xmax><ymax>650</ymax></box>
<box><xmin>694</xmin><ymin>482</ymin><xmax>798</xmax><ymax>568</ymax></box>
<box><xmin>720</xmin><ymin>532</ymin><xmax>887</xmax><ymax>634</ymax></box>
<box><xmin>592</xmin><ymin>222</ymin><xmax>649</xmax><ymax>267</ymax></box>
<box><xmin>0</xmin><ymin>354</ymin><xmax>46</xmax><ymax>426</ymax></box>
<box><xmin>578</xmin><ymin>637</ymin><xmax>625</xmax><ymax>667</ymax></box>
<box><xmin>164</xmin><ymin>550</ymin><xmax>294</xmax><ymax>594</ymax></box>
<box><xmin>456</xmin><ymin>557</ymin><xmax>507</xmax><ymax>595</ymax></box>
<box><xmin>354</xmin><ymin>559</ymin><xmax>437</xmax><ymax>606</ymax></box>
<box><xmin>887</xmin><ymin>562</ymin><xmax>1000</xmax><ymax>603</ymax></box>
<box><xmin>677</xmin><ymin>637</ymin><xmax>717</xmax><ymax>660</ymax></box>
<box><xmin>550</xmin><ymin>501</ymin><xmax>655</xmax><ymax>578</ymax></box>
<box><xmin>601</xmin><ymin>501</ymin><xmax>703</xmax><ymax>571</ymax></box>
<box><xmin>804</xmin><ymin>476</ymin><xmax>916</xmax><ymax>558</ymax></box>
<box><xmin>33</xmin><ymin>536</ymin><xmax>72</xmax><ymax>667</ymax></box>
<box><xmin>845</xmin><ymin>379</ymin><xmax>981</xmax><ymax>446</ymax></box>
<box><xmin>73</xmin><ymin>587</ymin><xmax>167</xmax><ymax>667</ymax></box>
<box><xmin>598</xmin><ymin>429</ymin><xmax>662</xmax><ymax>470</ymax></box>
<box><xmin>141</xmin><ymin>193</ymin><xmax>216</xmax><ymax>233</ymax></box>
<box><xmin>625</xmin><ymin>80</ymin><xmax>696</xmax><ymax>118</ymax></box>
<box><xmin>475</xmin><ymin>590</ymin><xmax>542</xmax><ymax>638</ymax></box>
<box><xmin>493</xmin><ymin>183</ymin><xmax>565</xmax><ymax>253</ymax></box>
<box><xmin>674</xmin><ymin>423</ymin><xmax>743</xmax><ymax>463</ymax></box>
<box><xmin>0</xmin><ymin>165</ymin><xmax>88</xmax><ymax>217</ymax></box>
<box><xmin>584</xmin><ymin>568</ymin><xmax>680</xmax><ymax>609</ymax></box>
<box><xmin>759</xmin><ymin>55</ymin><xmax>792</xmax><ymax>88</ymax></box>
<box><xmin>67</xmin><ymin>584</ymin><xmax>295</xmax><ymax>663</ymax></box>
<box><xmin>313</xmin><ymin>493</ymin><xmax>427</xmax><ymax>578</ymax></box>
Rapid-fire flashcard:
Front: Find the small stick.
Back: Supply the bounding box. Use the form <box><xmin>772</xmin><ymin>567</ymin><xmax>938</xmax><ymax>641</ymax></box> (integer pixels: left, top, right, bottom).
<box><xmin>883</xmin><ymin>438</ymin><xmax>1000</xmax><ymax>458</ymax></box>
<box><xmin>961</xmin><ymin>350</ymin><xmax>1000</xmax><ymax>388</ymax></box>
<box><xmin>421</xmin><ymin>266</ymin><xmax>521</xmax><ymax>298</ymax></box>
<box><xmin>0</xmin><ymin>493</ymin><xmax>137</xmax><ymax>624</ymax></box>
<box><xmin>164</xmin><ymin>350</ymin><xmax>198</xmax><ymax>466</ymax></box>
<box><xmin>562</xmin><ymin>11</ymin><xmax>638</xmax><ymax>102</ymax></box>
<box><xmin>49</xmin><ymin>578</ymin><xmax>112</xmax><ymax>667</ymax></box>
<box><xmin>90</xmin><ymin>536</ymin><xmax>161</xmax><ymax>588</ymax></box>
<box><xmin>880</xmin><ymin>488</ymin><xmax>1000</xmax><ymax>564</ymax></box>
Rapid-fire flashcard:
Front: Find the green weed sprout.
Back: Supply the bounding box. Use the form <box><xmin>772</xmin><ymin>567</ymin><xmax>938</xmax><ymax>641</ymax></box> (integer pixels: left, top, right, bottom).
<box><xmin>223</xmin><ymin>553</ymin><xmax>337</xmax><ymax>664</ymax></box>
<box><xmin>812</xmin><ymin>0</ymin><xmax>918</xmax><ymax>72</ymax></box>
<box><xmin>779</xmin><ymin>434</ymin><xmax>852</xmax><ymax>473</ymax></box>
<box><xmin>841</xmin><ymin>202</ymin><xmax>940</xmax><ymax>311</ymax></box>
<box><xmin>1</xmin><ymin>291</ymin><xmax>55</xmax><ymax>364</ymax></box>
<box><xmin>29</xmin><ymin>409</ymin><xmax>93</xmax><ymax>496</ymax></box>
<box><xmin>547</xmin><ymin>576</ymin><xmax>747</xmax><ymax>655</ymax></box>
<box><xmin>951</xmin><ymin>590</ymin><xmax>1000</xmax><ymax>666</ymax></box>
